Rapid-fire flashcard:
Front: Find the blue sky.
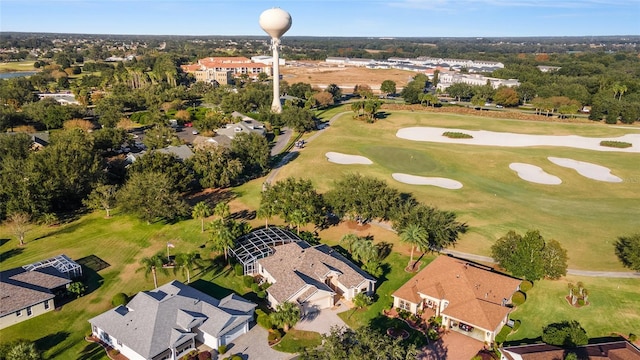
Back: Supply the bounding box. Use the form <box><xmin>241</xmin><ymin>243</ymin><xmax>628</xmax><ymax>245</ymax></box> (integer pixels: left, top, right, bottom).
<box><xmin>1</xmin><ymin>0</ymin><xmax>639</xmax><ymax>37</ymax></box>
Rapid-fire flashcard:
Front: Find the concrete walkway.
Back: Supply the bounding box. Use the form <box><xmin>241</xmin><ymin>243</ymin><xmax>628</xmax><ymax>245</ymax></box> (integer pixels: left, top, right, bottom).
<box><xmin>218</xmin><ymin>325</ymin><xmax>294</xmax><ymax>360</ymax></box>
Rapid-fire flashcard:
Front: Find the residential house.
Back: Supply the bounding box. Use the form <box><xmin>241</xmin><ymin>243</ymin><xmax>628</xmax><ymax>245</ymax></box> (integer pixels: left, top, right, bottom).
<box><xmin>257</xmin><ymin>241</ymin><xmax>376</xmax><ymax>315</ymax></box>
<box><xmin>215</xmin><ymin>112</ymin><xmax>265</xmax><ymax>140</ymax></box>
<box><xmin>0</xmin><ymin>254</ymin><xmax>81</xmax><ymax>329</ymax></box>
<box><xmin>89</xmin><ymin>280</ymin><xmax>256</xmax><ymax>360</ymax></box>
<box><xmin>501</xmin><ymin>340</ymin><xmax>640</xmax><ymax>360</ymax></box>
<box><xmin>392</xmin><ymin>256</ymin><xmax>521</xmax><ymax>345</ymax></box>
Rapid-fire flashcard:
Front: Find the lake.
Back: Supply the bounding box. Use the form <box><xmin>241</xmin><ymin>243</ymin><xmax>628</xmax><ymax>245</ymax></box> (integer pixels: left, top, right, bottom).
<box><xmin>0</xmin><ymin>71</ymin><xmax>38</xmax><ymax>79</ymax></box>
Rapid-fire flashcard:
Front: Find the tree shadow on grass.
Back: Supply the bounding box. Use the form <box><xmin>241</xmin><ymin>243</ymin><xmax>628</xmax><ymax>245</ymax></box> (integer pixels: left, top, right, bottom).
<box><xmin>77</xmin><ymin>342</ymin><xmax>107</xmax><ymax>360</ymax></box>
<box><xmin>0</xmin><ymin>247</ymin><xmax>24</xmax><ymax>263</ymax></box>
<box><xmin>0</xmin><ymin>238</ymin><xmax>9</xmax><ymax>246</ymax></box>
<box><xmin>190</xmin><ymin>279</ymin><xmax>234</xmax><ymax>299</ymax></box>
<box><xmin>503</xmin><ymin>336</ymin><xmax>543</xmax><ymax>347</ymax></box>
<box><xmin>35</xmin><ymin>331</ymin><xmax>70</xmax><ymax>359</ymax></box>
<box><xmin>368</xmin><ymin>314</ymin><xmax>427</xmax><ymax>348</ymax></box>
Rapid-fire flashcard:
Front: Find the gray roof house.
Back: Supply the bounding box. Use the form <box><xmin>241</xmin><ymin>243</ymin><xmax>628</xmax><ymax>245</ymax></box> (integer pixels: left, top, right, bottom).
<box><xmin>257</xmin><ymin>242</ymin><xmax>376</xmax><ymax>315</ymax></box>
<box><xmin>215</xmin><ymin>112</ymin><xmax>265</xmax><ymax>140</ymax></box>
<box><xmin>89</xmin><ymin>280</ymin><xmax>256</xmax><ymax>360</ymax></box>
<box><xmin>0</xmin><ymin>254</ymin><xmax>80</xmax><ymax>330</ymax></box>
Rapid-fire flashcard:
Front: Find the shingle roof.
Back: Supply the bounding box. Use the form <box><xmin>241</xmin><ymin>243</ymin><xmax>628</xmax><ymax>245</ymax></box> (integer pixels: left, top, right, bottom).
<box><xmin>88</xmin><ymin>280</ymin><xmax>255</xmax><ymax>359</ymax></box>
<box><xmin>502</xmin><ymin>340</ymin><xmax>640</xmax><ymax>360</ymax></box>
<box><xmin>258</xmin><ymin>242</ymin><xmax>376</xmax><ymax>303</ymax></box>
<box><xmin>392</xmin><ymin>256</ymin><xmax>521</xmax><ymax>331</ymax></box>
<box><xmin>0</xmin><ymin>266</ymin><xmax>71</xmax><ymax>315</ymax></box>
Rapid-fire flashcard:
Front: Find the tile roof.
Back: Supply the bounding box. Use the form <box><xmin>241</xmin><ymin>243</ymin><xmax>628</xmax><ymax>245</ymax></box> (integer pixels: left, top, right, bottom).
<box><xmin>502</xmin><ymin>340</ymin><xmax>640</xmax><ymax>360</ymax></box>
<box><xmin>392</xmin><ymin>256</ymin><xmax>521</xmax><ymax>331</ymax></box>
<box><xmin>258</xmin><ymin>242</ymin><xmax>376</xmax><ymax>304</ymax></box>
<box><xmin>89</xmin><ymin>280</ymin><xmax>256</xmax><ymax>359</ymax></box>
<box><xmin>0</xmin><ymin>266</ymin><xmax>71</xmax><ymax>315</ymax></box>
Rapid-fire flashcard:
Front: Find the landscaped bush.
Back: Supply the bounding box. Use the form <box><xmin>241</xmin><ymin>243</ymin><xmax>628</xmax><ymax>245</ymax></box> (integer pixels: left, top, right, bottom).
<box><xmin>217</xmin><ymin>344</ymin><xmax>227</xmax><ymax>355</ymax></box>
<box><xmin>198</xmin><ymin>351</ymin><xmax>212</xmax><ymax>360</ymax></box>
<box><xmin>230</xmin><ymin>355</ymin><xmax>242</xmax><ymax>360</ymax></box>
<box><xmin>600</xmin><ymin>140</ymin><xmax>632</xmax><ymax>148</ymax></box>
<box><xmin>251</xmin><ymin>283</ymin><xmax>260</xmax><ymax>292</ymax></box>
<box><xmin>511</xmin><ymin>291</ymin><xmax>526</xmax><ymax>306</ymax></box>
<box><xmin>268</xmin><ymin>329</ymin><xmax>283</xmax><ymax>343</ymax></box>
<box><xmin>427</xmin><ymin>328</ymin><xmax>439</xmax><ymax>341</ymax></box>
<box><xmin>257</xmin><ymin>290</ymin><xmax>266</xmax><ymax>299</ymax></box>
<box><xmin>629</xmin><ymin>333</ymin><xmax>637</xmax><ymax>342</ymax></box>
<box><xmin>512</xmin><ymin>319</ymin><xmax>521</xmax><ymax>332</ymax></box>
<box><xmin>243</xmin><ymin>275</ymin><xmax>255</xmax><ymax>287</ymax></box>
<box><xmin>111</xmin><ymin>292</ymin><xmax>129</xmax><ymax>306</ymax></box>
<box><xmin>108</xmin><ymin>349</ymin><xmax>120</xmax><ymax>357</ymax></box>
<box><xmin>495</xmin><ymin>325</ymin><xmax>512</xmax><ymax>345</ymax></box>
<box><xmin>519</xmin><ymin>280</ymin><xmax>533</xmax><ymax>293</ymax></box>
<box><xmin>443</xmin><ymin>131</ymin><xmax>473</xmax><ymax>139</ymax></box>
<box><xmin>234</xmin><ymin>263</ymin><xmax>243</xmax><ymax>276</ymax></box>
<box><xmin>577</xmin><ymin>298</ymin><xmax>585</xmax><ymax>306</ymax></box>
<box><xmin>256</xmin><ymin>309</ymin><xmax>273</xmax><ymax>329</ymax></box>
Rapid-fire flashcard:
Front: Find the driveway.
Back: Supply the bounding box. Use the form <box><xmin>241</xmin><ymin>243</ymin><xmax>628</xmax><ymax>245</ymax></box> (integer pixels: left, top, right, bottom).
<box><xmin>294</xmin><ymin>300</ymin><xmax>350</xmax><ymax>335</ymax></box>
<box><xmin>218</xmin><ymin>324</ymin><xmax>294</xmax><ymax>360</ymax></box>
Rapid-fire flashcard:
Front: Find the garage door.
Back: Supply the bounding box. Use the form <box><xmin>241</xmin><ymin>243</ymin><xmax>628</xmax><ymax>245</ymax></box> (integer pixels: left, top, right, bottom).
<box><xmin>222</xmin><ymin>323</ymin><xmax>246</xmax><ymax>345</ymax></box>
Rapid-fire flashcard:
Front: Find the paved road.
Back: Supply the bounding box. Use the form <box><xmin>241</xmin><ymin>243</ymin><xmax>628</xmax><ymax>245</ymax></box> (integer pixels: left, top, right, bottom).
<box><xmin>270</xmin><ymin>127</ymin><xmax>293</xmax><ymax>156</ymax></box>
<box><xmin>263</xmin><ymin>111</ymin><xmax>350</xmax><ymax>187</ymax></box>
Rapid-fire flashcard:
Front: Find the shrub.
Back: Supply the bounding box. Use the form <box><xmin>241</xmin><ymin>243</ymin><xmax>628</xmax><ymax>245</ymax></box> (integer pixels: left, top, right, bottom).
<box><xmin>495</xmin><ymin>325</ymin><xmax>512</xmax><ymax>345</ymax></box>
<box><xmin>600</xmin><ymin>140</ymin><xmax>632</xmax><ymax>148</ymax></box>
<box><xmin>111</xmin><ymin>292</ymin><xmax>129</xmax><ymax>306</ymax></box>
<box><xmin>542</xmin><ymin>320</ymin><xmax>588</xmax><ymax>347</ymax></box>
<box><xmin>256</xmin><ymin>309</ymin><xmax>273</xmax><ymax>329</ymax></box>
<box><xmin>629</xmin><ymin>333</ymin><xmax>637</xmax><ymax>342</ymax></box>
<box><xmin>577</xmin><ymin>298</ymin><xmax>585</xmax><ymax>306</ymax></box>
<box><xmin>519</xmin><ymin>280</ymin><xmax>533</xmax><ymax>293</ymax></box>
<box><xmin>512</xmin><ymin>319</ymin><xmax>521</xmax><ymax>332</ymax></box>
<box><xmin>268</xmin><ymin>329</ymin><xmax>283</xmax><ymax>342</ymax></box>
<box><xmin>427</xmin><ymin>328</ymin><xmax>439</xmax><ymax>341</ymax></box>
<box><xmin>230</xmin><ymin>355</ymin><xmax>242</xmax><ymax>360</ymax></box>
<box><xmin>511</xmin><ymin>291</ymin><xmax>526</xmax><ymax>306</ymax></box>
<box><xmin>251</xmin><ymin>283</ymin><xmax>260</xmax><ymax>292</ymax></box>
<box><xmin>108</xmin><ymin>349</ymin><xmax>120</xmax><ymax>357</ymax></box>
<box><xmin>443</xmin><ymin>131</ymin><xmax>473</xmax><ymax>139</ymax></box>
<box><xmin>257</xmin><ymin>290</ymin><xmax>266</xmax><ymax>299</ymax></box>
<box><xmin>217</xmin><ymin>344</ymin><xmax>227</xmax><ymax>355</ymax></box>
<box><xmin>198</xmin><ymin>351</ymin><xmax>212</xmax><ymax>360</ymax></box>
<box><xmin>243</xmin><ymin>275</ymin><xmax>255</xmax><ymax>287</ymax></box>
<box><xmin>234</xmin><ymin>263</ymin><xmax>243</xmax><ymax>276</ymax></box>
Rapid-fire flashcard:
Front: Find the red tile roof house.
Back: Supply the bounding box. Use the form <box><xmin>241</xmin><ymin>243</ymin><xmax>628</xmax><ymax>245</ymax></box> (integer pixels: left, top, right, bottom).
<box><xmin>392</xmin><ymin>255</ymin><xmax>521</xmax><ymax>345</ymax></box>
<box><xmin>257</xmin><ymin>242</ymin><xmax>376</xmax><ymax>316</ymax></box>
<box><xmin>501</xmin><ymin>340</ymin><xmax>640</xmax><ymax>360</ymax></box>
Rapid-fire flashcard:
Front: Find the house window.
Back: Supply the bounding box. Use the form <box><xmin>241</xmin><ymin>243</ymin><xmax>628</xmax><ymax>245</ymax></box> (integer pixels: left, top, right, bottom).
<box><xmin>398</xmin><ymin>299</ymin><xmax>411</xmax><ymax>311</ymax></box>
<box><xmin>16</xmin><ymin>310</ymin><xmax>22</xmax><ymax>317</ymax></box>
<box><xmin>44</xmin><ymin>300</ymin><xmax>50</xmax><ymax>310</ymax></box>
<box><xmin>26</xmin><ymin>306</ymin><xmax>32</xmax><ymax>316</ymax></box>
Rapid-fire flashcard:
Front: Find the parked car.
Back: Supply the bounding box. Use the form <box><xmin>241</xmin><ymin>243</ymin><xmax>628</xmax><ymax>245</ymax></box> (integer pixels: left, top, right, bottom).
<box><xmin>192</xmin><ymin>130</ymin><xmax>199</xmax><ymax>135</ymax></box>
<box><xmin>496</xmin><ymin>104</ymin><xmax>504</xmax><ymax>108</ymax></box>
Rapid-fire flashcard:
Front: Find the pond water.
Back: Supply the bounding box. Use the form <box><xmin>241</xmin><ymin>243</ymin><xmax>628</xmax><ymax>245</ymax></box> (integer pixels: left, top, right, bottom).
<box><xmin>0</xmin><ymin>71</ymin><xmax>38</xmax><ymax>79</ymax></box>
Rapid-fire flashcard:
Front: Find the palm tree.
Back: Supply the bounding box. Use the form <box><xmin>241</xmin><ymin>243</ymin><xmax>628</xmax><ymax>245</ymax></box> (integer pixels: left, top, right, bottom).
<box><xmin>214</xmin><ymin>201</ymin><xmax>230</xmax><ymax>220</ymax></box>
<box><xmin>289</xmin><ymin>209</ymin><xmax>307</xmax><ymax>235</ymax></box>
<box><xmin>137</xmin><ymin>254</ymin><xmax>167</xmax><ymax>289</ymax></box>
<box><xmin>352</xmin><ymin>239</ymin><xmax>379</xmax><ymax>264</ymax></box>
<box><xmin>209</xmin><ymin>219</ymin><xmax>235</xmax><ymax>262</ymax></box>
<box><xmin>400</xmin><ymin>224</ymin><xmax>428</xmax><ymax>269</ymax></box>
<box><xmin>257</xmin><ymin>204</ymin><xmax>276</xmax><ymax>228</ymax></box>
<box><xmin>174</xmin><ymin>252</ymin><xmax>203</xmax><ymax>283</ymax></box>
<box><xmin>270</xmin><ymin>302</ymin><xmax>301</xmax><ymax>332</ymax></box>
<box><xmin>192</xmin><ymin>201</ymin><xmax>213</xmax><ymax>233</ymax></box>
<box><xmin>340</xmin><ymin>233</ymin><xmax>360</xmax><ymax>254</ymax></box>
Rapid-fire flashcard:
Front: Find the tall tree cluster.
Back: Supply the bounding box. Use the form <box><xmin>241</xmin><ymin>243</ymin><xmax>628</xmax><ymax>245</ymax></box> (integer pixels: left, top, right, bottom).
<box><xmin>491</xmin><ymin>230</ymin><xmax>568</xmax><ymax>281</ymax></box>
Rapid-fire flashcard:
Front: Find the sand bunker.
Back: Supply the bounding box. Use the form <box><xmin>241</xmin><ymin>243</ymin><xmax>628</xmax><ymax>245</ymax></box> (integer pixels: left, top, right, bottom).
<box><xmin>396</xmin><ymin>127</ymin><xmax>640</xmax><ymax>153</ymax></box>
<box><xmin>509</xmin><ymin>163</ymin><xmax>562</xmax><ymax>185</ymax></box>
<box><xmin>325</xmin><ymin>152</ymin><xmax>373</xmax><ymax>165</ymax></box>
<box><xmin>548</xmin><ymin>157</ymin><xmax>622</xmax><ymax>182</ymax></box>
<box><xmin>392</xmin><ymin>173</ymin><xmax>463</xmax><ymax>189</ymax></box>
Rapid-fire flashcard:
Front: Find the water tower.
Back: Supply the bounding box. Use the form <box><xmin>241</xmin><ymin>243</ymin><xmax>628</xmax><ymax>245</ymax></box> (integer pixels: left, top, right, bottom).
<box><xmin>259</xmin><ymin>8</ymin><xmax>292</xmax><ymax>113</ymax></box>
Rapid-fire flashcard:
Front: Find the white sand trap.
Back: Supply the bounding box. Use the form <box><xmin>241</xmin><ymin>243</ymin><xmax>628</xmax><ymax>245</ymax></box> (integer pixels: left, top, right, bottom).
<box><xmin>392</xmin><ymin>173</ymin><xmax>463</xmax><ymax>189</ymax></box>
<box><xmin>325</xmin><ymin>152</ymin><xmax>373</xmax><ymax>165</ymax></box>
<box><xmin>548</xmin><ymin>157</ymin><xmax>622</xmax><ymax>182</ymax></box>
<box><xmin>509</xmin><ymin>163</ymin><xmax>562</xmax><ymax>185</ymax></box>
<box><xmin>396</xmin><ymin>127</ymin><xmax>640</xmax><ymax>153</ymax></box>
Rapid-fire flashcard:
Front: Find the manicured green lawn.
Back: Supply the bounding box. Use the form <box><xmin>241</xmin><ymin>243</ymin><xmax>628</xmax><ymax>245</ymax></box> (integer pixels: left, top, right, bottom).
<box><xmin>274</xmin><ymin>108</ymin><xmax>640</xmax><ymax>271</ymax></box>
<box><xmin>0</xmin><ymin>210</ymin><xmax>242</xmax><ymax>360</ymax></box>
<box><xmin>506</xmin><ymin>275</ymin><xmax>640</xmax><ymax>344</ymax></box>
<box><xmin>273</xmin><ymin>329</ymin><xmax>322</xmax><ymax>353</ymax></box>
<box><xmin>0</xmin><ymin>61</ymin><xmax>36</xmax><ymax>72</ymax></box>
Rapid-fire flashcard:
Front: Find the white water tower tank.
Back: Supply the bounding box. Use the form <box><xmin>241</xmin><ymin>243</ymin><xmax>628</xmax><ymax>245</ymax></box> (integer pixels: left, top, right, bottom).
<box><xmin>259</xmin><ymin>8</ymin><xmax>292</xmax><ymax>39</ymax></box>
